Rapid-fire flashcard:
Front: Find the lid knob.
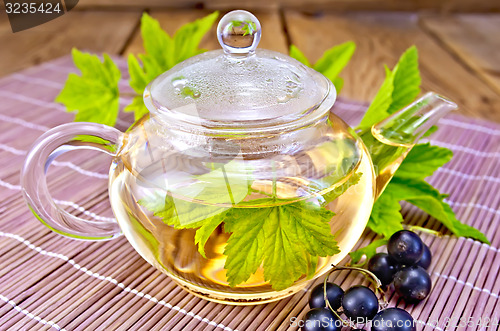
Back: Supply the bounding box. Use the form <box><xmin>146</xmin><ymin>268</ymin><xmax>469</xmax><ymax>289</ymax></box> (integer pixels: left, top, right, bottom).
<box><xmin>217</xmin><ymin>10</ymin><xmax>261</xmax><ymax>55</ymax></box>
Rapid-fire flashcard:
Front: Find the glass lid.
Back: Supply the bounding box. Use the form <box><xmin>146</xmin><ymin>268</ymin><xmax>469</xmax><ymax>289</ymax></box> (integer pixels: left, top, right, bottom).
<box><xmin>144</xmin><ymin>10</ymin><xmax>336</xmax><ymax>133</ymax></box>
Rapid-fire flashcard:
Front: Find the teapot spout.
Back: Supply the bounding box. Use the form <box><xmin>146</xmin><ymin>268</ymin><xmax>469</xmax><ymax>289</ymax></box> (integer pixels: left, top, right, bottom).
<box><xmin>360</xmin><ymin>92</ymin><xmax>458</xmax><ymax>199</ymax></box>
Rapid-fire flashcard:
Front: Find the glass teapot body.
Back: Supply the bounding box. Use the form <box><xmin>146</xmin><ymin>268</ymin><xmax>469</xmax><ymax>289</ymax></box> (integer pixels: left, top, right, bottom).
<box><xmin>106</xmin><ymin>111</ymin><xmax>375</xmax><ymax>304</ymax></box>
<box><xmin>21</xmin><ymin>10</ymin><xmax>457</xmax><ymax>305</ymax></box>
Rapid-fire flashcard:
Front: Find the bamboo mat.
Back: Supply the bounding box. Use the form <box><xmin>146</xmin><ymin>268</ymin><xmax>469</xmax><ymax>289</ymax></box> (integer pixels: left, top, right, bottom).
<box><xmin>0</xmin><ymin>56</ymin><xmax>499</xmax><ymax>331</ymax></box>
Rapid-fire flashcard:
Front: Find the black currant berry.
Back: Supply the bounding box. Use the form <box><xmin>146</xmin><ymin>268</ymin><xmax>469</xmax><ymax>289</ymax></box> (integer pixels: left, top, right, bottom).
<box><xmin>416</xmin><ymin>244</ymin><xmax>432</xmax><ymax>270</ymax></box>
<box><xmin>371</xmin><ymin>308</ymin><xmax>416</xmax><ymax>331</ymax></box>
<box><xmin>342</xmin><ymin>285</ymin><xmax>379</xmax><ymax>321</ymax></box>
<box><xmin>309</xmin><ymin>282</ymin><xmax>344</xmax><ymax>310</ymax></box>
<box><xmin>368</xmin><ymin>253</ymin><xmax>399</xmax><ymax>286</ymax></box>
<box><xmin>303</xmin><ymin>308</ymin><xmax>340</xmax><ymax>331</ymax></box>
<box><xmin>388</xmin><ymin>230</ymin><xmax>424</xmax><ymax>265</ymax></box>
<box><xmin>393</xmin><ymin>266</ymin><xmax>432</xmax><ymax>303</ymax></box>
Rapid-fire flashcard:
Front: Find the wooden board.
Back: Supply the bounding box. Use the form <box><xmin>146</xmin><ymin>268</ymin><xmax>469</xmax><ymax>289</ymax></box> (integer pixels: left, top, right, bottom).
<box><xmin>421</xmin><ymin>14</ymin><xmax>500</xmax><ymax>95</ymax></box>
<box><xmin>73</xmin><ymin>0</ymin><xmax>500</xmax><ymax>12</ymax></box>
<box><xmin>284</xmin><ymin>11</ymin><xmax>500</xmax><ymax>122</ymax></box>
<box><xmin>0</xmin><ymin>10</ymin><xmax>140</xmax><ymax>78</ymax></box>
<box><xmin>124</xmin><ymin>9</ymin><xmax>288</xmax><ymax>56</ymax></box>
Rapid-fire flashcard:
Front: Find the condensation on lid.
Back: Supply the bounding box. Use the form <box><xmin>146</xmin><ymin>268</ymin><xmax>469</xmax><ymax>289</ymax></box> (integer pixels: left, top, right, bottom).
<box><xmin>144</xmin><ymin>10</ymin><xmax>336</xmax><ymax>130</ymax></box>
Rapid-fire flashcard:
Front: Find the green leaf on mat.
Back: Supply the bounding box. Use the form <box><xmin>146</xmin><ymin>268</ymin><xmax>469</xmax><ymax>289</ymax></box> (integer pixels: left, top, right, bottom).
<box><xmin>55</xmin><ymin>49</ymin><xmax>121</xmax><ymax>126</ymax></box>
<box><xmin>366</xmin><ymin>190</ymin><xmax>404</xmax><ymax>238</ymax></box>
<box><xmin>353</xmin><ymin>44</ymin><xmax>488</xmax><ymax>261</ymax></box>
<box><xmin>357</xmin><ymin>46</ymin><xmax>420</xmax><ymax>130</ymax></box>
<box><xmin>357</xmin><ymin>65</ymin><xmax>395</xmax><ymax>130</ymax></box>
<box><xmin>422</xmin><ymin>125</ymin><xmax>439</xmax><ymax>137</ymax></box>
<box><xmin>126</xmin><ymin>11</ymin><xmax>218</xmax><ymax>119</ymax></box>
<box><xmin>388</xmin><ymin>177</ymin><xmax>489</xmax><ymax>244</ymax></box>
<box><xmin>349</xmin><ymin>238</ymin><xmax>389</xmax><ymax>265</ymax></box>
<box><xmin>124</xmin><ymin>95</ymin><xmax>149</xmax><ymax>121</ymax></box>
<box><xmin>289</xmin><ymin>41</ymin><xmax>355</xmax><ymax>93</ymax></box>
<box><xmin>395</xmin><ymin>143</ymin><xmax>453</xmax><ymax>180</ymax></box>
<box><xmin>289</xmin><ymin>45</ymin><xmax>311</xmax><ymax>67</ymax></box>
<box><xmin>333</xmin><ymin>77</ymin><xmax>344</xmax><ymax>93</ymax></box>
<box><xmin>386</xmin><ymin>46</ymin><xmax>421</xmax><ymax>114</ymax></box>
<box><xmin>313</xmin><ymin>41</ymin><xmax>356</xmax><ymax>84</ymax></box>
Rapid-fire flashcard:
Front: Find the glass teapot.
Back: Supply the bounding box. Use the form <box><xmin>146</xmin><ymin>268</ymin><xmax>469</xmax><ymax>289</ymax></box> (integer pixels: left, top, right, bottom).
<box><xmin>21</xmin><ymin>10</ymin><xmax>457</xmax><ymax>305</ymax></box>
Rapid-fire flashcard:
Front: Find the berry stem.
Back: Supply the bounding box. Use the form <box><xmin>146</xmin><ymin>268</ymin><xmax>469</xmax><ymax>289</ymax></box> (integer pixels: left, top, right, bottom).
<box><xmin>322</xmin><ymin>275</ymin><xmax>343</xmax><ymax>320</ymax></box>
<box><xmin>330</xmin><ymin>265</ymin><xmax>382</xmax><ymax>288</ymax></box>
<box><xmin>404</xmin><ymin>225</ymin><xmax>442</xmax><ymax>237</ymax></box>
<box><xmin>328</xmin><ymin>264</ymin><xmax>389</xmax><ymax>309</ymax></box>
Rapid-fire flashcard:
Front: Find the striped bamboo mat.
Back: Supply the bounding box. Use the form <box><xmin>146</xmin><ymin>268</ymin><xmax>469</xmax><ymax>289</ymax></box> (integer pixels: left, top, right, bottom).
<box><xmin>0</xmin><ymin>56</ymin><xmax>499</xmax><ymax>331</ymax></box>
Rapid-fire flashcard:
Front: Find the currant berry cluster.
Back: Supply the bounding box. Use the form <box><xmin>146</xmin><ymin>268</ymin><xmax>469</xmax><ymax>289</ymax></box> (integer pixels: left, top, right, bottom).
<box><xmin>302</xmin><ymin>230</ymin><xmax>432</xmax><ymax>331</ymax></box>
<box><xmin>369</xmin><ymin>230</ymin><xmax>432</xmax><ymax>303</ymax></box>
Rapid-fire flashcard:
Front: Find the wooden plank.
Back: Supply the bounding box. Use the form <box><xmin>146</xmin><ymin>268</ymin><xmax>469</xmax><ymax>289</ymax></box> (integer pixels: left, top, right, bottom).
<box><xmin>75</xmin><ymin>0</ymin><xmax>191</xmax><ymax>9</ymax></box>
<box><xmin>72</xmin><ymin>0</ymin><xmax>500</xmax><ymax>12</ymax></box>
<box><xmin>284</xmin><ymin>11</ymin><xmax>500</xmax><ymax>122</ymax></box>
<box><xmin>204</xmin><ymin>0</ymin><xmax>500</xmax><ymax>12</ymax></box>
<box><xmin>124</xmin><ymin>9</ymin><xmax>288</xmax><ymax>55</ymax></box>
<box><xmin>420</xmin><ymin>14</ymin><xmax>500</xmax><ymax>95</ymax></box>
<box><xmin>0</xmin><ymin>10</ymin><xmax>141</xmax><ymax>78</ymax></box>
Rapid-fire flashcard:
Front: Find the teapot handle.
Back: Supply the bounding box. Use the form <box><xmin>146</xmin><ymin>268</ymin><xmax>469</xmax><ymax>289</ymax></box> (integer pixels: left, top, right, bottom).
<box><xmin>21</xmin><ymin>122</ymin><xmax>123</xmax><ymax>240</ymax></box>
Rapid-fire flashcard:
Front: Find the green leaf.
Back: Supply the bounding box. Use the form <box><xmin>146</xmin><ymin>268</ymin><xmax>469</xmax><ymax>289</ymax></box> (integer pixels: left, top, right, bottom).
<box><xmin>139</xmin><ymin>193</ymin><xmax>219</xmax><ymax>229</ymax></box>
<box><xmin>289</xmin><ymin>42</ymin><xmax>354</xmax><ymax>93</ymax></box>
<box><xmin>126</xmin><ymin>12</ymin><xmax>218</xmax><ymax>119</ymax></box>
<box><xmin>395</xmin><ymin>143</ymin><xmax>453</xmax><ymax>179</ymax></box>
<box><xmin>140</xmin><ymin>168</ymin><xmax>357</xmax><ymax>289</ymax></box>
<box><xmin>194</xmin><ymin>213</ymin><xmax>227</xmax><ymax>258</ymax></box>
<box><xmin>127</xmin><ymin>54</ymin><xmax>149</xmax><ymax>94</ymax></box>
<box><xmin>306</xmin><ymin>255</ymin><xmax>319</xmax><ymax>278</ymax></box>
<box><xmin>387</xmin><ymin>177</ymin><xmax>489</xmax><ymax>243</ymax></box>
<box><xmin>224</xmin><ymin>200</ymin><xmax>339</xmax><ymax>290</ymax></box>
<box><xmin>358</xmin><ymin>65</ymin><xmax>394</xmax><ymax>130</ymax></box>
<box><xmin>441</xmin><ymin>202</ymin><xmax>490</xmax><ymax>244</ymax></box>
<box><xmin>357</xmin><ymin>46</ymin><xmax>421</xmax><ymax>130</ymax></box>
<box><xmin>283</xmin><ymin>202</ymin><xmax>339</xmax><ymax>257</ymax></box>
<box><xmin>386</xmin><ymin>46</ymin><xmax>421</xmax><ymax>114</ymax></box>
<box><xmin>313</xmin><ymin>41</ymin><xmax>356</xmax><ymax>83</ymax></box>
<box><xmin>422</xmin><ymin>125</ymin><xmax>438</xmax><ymax>137</ymax></box>
<box><xmin>124</xmin><ymin>96</ymin><xmax>149</xmax><ymax>121</ymax></box>
<box><xmin>172</xmin><ymin>11</ymin><xmax>219</xmax><ymax>64</ymax></box>
<box><xmin>333</xmin><ymin>77</ymin><xmax>344</xmax><ymax>93</ymax></box>
<box><xmin>366</xmin><ymin>191</ymin><xmax>404</xmax><ymax>238</ymax></box>
<box><xmin>56</xmin><ymin>49</ymin><xmax>121</xmax><ymax>126</ymax></box>
<box><xmin>289</xmin><ymin>45</ymin><xmax>311</xmax><ymax>67</ymax></box>
<box><xmin>262</xmin><ymin>207</ymin><xmax>309</xmax><ymax>291</ymax></box>
<box><xmin>229</xmin><ymin>20</ymin><xmax>257</xmax><ymax>37</ymax></box>
<box><xmin>349</xmin><ymin>238</ymin><xmax>388</xmax><ymax>265</ymax></box>
<box><xmin>223</xmin><ymin>207</ymin><xmax>269</xmax><ymax>287</ymax></box>
<box><xmin>139</xmin><ymin>12</ymin><xmax>173</xmax><ymax>78</ymax></box>
<box><xmin>323</xmin><ymin>172</ymin><xmax>362</xmax><ymax>204</ymax></box>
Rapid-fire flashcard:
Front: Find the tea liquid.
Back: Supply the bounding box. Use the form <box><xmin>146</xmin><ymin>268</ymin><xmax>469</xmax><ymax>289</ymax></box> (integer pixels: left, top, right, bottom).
<box><xmin>109</xmin><ymin>116</ymin><xmax>376</xmax><ymax>304</ymax></box>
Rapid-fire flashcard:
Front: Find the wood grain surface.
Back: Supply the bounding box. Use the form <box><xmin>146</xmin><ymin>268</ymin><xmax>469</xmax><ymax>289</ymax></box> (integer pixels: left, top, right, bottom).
<box><xmin>421</xmin><ymin>14</ymin><xmax>500</xmax><ymax>94</ymax></box>
<box><xmin>73</xmin><ymin>0</ymin><xmax>500</xmax><ymax>12</ymax></box>
<box><xmin>284</xmin><ymin>11</ymin><xmax>500</xmax><ymax>121</ymax></box>
<box><xmin>0</xmin><ymin>10</ymin><xmax>140</xmax><ymax>77</ymax></box>
<box><xmin>1</xmin><ymin>6</ymin><xmax>500</xmax><ymax>331</ymax></box>
<box><xmin>124</xmin><ymin>9</ymin><xmax>288</xmax><ymax>55</ymax></box>
<box><xmin>1</xmin><ymin>8</ymin><xmax>499</xmax><ymax>122</ymax></box>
